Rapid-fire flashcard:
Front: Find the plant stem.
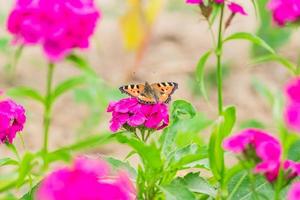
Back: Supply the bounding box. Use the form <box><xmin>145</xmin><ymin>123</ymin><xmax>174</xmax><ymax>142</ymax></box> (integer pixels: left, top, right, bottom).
<box><xmin>8</xmin><ymin>45</ymin><xmax>24</xmax><ymax>81</ymax></box>
<box><xmin>42</xmin><ymin>62</ymin><xmax>55</xmax><ymax>155</ymax></box>
<box><xmin>216</xmin><ymin>5</ymin><xmax>225</xmax><ymax>115</ymax></box>
<box><xmin>6</xmin><ymin>142</ymin><xmax>21</xmax><ymax>161</ymax></box>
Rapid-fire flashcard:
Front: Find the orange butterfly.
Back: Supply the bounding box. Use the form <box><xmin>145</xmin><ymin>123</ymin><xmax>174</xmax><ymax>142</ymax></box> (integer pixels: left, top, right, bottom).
<box><xmin>119</xmin><ymin>82</ymin><xmax>178</xmax><ymax>104</ymax></box>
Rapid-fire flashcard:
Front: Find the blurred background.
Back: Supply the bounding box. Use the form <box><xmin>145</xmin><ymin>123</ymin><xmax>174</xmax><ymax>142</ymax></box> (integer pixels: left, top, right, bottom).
<box><xmin>0</xmin><ymin>0</ymin><xmax>300</xmax><ymax>162</ymax></box>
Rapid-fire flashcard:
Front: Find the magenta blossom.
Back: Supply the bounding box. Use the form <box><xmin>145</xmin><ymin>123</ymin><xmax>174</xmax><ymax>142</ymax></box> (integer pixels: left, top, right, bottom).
<box><xmin>186</xmin><ymin>0</ymin><xmax>202</xmax><ymax>4</ymax></box>
<box><xmin>223</xmin><ymin>128</ymin><xmax>282</xmax><ymax>182</ymax></box>
<box><xmin>288</xmin><ymin>181</ymin><xmax>300</xmax><ymax>200</ymax></box>
<box><xmin>107</xmin><ymin>98</ymin><xmax>169</xmax><ymax>132</ymax></box>
<box><xmin>284</xmin><ymin>77</ymin><xmax>300</xmax><ymax>133</ymax></box>
<box><xmin>0</xmin><ymin>99</ymin><xmax>26</xmax><ymax>143</ymax></box>
<box><xmin>7</xmin><ymin>0</ymin><xmax>100</xmax><ymax>61</ymax></box>
<box><xmin>36</xmin><ymin>157</ymin><xmax>136</xmax><ymax>200</ymax></box>
<box><xmin>268</xmin><ymin>0</ymin><xmax>300</xmax><ymax>26</ymax></box>
<box><xmin>228</xmin><ymin>2</ymin><xmax>247</xmax><ymax>15</ymax></box>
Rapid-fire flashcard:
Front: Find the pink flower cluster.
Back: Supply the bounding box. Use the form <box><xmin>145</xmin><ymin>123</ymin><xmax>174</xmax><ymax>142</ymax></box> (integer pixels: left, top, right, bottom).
<box><xmin>268</xmin><ymin>0</ymin><xmax>300</xmax><ymax>26</ymax></box>
<box><xmin>36</xmin><ymin>157</ymin><xmax>136</xmax><ymax>200</ymax></box>
<box><xmin>7</xmin><ymin>0</ymin><xmax>100</xmax><ymax>61</ymax></box>
<box><xmin>186</xmin><ymin>0</ymin><xmax>247</xmax><ymax>16</ymax></box>
<box><xmin>0</xmin><ymin>99</ymin><xmax>26</xmax><ymax>144</ymax></box>
<box><xmin>288</xmin><ymin>181</ymin><xmax>300</xmax><ymax>200</ymax></box>
<box><xmin>285</xmin><ymin>78</ymin><xmax>300</xmax><ymax>133</ymax></box>
<box><xmin>107</xmin><ymin>98</ymin><xmax>169</xmax><ymax>132</ymax></box>
<box><xmin>223</xmin><ymin>129</ymin><xmax>300</xmax><ymax>182</ymax></box>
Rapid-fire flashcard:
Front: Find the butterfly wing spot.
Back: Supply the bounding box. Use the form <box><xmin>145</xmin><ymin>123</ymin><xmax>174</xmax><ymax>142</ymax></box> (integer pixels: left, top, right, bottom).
<box><xmin>151</xmin><ymin>82</ymin><xmax>178</xmax><ymax>103</ymax></box>
<box><xmin>119</xmin><ymin>84</ymin><xmax>145</xmax><ymax>98</ymax></box>
<box><xmin>120</xmin><ymin>82</ymin><xmax>178</xmax><ymax>104</ymax></box>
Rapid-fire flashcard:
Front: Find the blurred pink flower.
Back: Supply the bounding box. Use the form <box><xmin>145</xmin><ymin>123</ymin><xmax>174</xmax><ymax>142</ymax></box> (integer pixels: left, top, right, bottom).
<box><xmin>223</xmin><ymin>128</ymin><xmax>282</xmax><ymax>182</ymax></box>
<box><xmin>0</xmin><ymin>99</ymin><xmax>26</xmax><ymax>143</ymax></box>
<box><xmin>285</xmin><ymin>103</ymin><xmax>300</xmax><ymax>132</ymax></box>
<box><xmin>268</xmin><ymin>0</ymin><xmax>300</xmax><ymax>26</ymax></box>
<box><xmin>186</xmin><ymin>0</ymin><xmax>202</xmax><ymax>4</ymax></box>
<box><xmin>285</xmin><ymin>77</ymin><xmax>300</xmax><ymax>133</ymax></box>
<box><xmin>228</xmin><ymin>2</ymin><xmax>247</xmax><ymax>15</ymax></box>
<box><xmin>284</xmin><ymin>160</ymin><xmax>300</xmax><ymax>179</ymax></box>
<box><xmin>7</xmin><ymin>0</ymin><xmax>100</xmax><ymax>61</ymax></box>
<box><xmin>107</xmin><ymin>98</ymin><xmax>169</xmax><ymax>132</ymax></box>
<box><xmin>286</xmin><ymin>78</ymin><xmax>300</xmax><ymax>103</ymax></box>
<box><xmin>36</xmin><ymin>157</ymin><xmax>136</xmax><ymax>200</ymax></box>
<box><xmin>288</xmin><ymin>181</ymin><xmax>300</xmax><ymax>200</ymax></box>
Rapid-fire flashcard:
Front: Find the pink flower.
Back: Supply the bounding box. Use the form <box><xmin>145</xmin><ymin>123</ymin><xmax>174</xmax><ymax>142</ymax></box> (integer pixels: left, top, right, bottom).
<box><xmin>7</xmin><ymin>0</ymin><xmax>100</xmax><ymax>61</ymax></box>
<box><xmin>107</xmin><ymin>98</ymin><xmax>169</xmax><ymax>132</ymax></box>
<box><xmin>228</xmin><ymin>2</ymin><xmax>247</xmax><ymax>15</ymax></box>
<box><xmin>0</xmin><ymin>99</ymin><xmax>26</xmax><ymax>143</ymax></box>
<box><xmin>36</xmin><ymin>157</ymin><xmax>136</xmax><ymax>200</ymax></box>
<box><xmin>268</xmin><ymin>0</ymin><xmax>300</xmax><ymax>26</ymax></box>
<box><xmin>186</xmin><ymin>0</ymin><xmax>202</xmax><ymax>4</ymax></box>
<box><xmin>285</xmin><ymin>103</ymin><xmax>300</xmax><ymax>132</ymax></box>
<box><xmin>284</xmin><ymin>78</ymin><xmax>300</xmax><ymax>133</ymax></box>
<box><xmin>286</xmin><ymin>78</ymin><xmax>300</xmax><ymax>103</ymax></box>
<box><xmin>288</xmin><ymin>181</ymin><xmax>300</xmax><ymax>200</ymax></box>
<box><xmin>284</xmin><ymin>160</ymin><xmax>300</xmax><ymax>179</ymax></box>
<box><xmin>223</xmin><ymin>129</ymin><xmax>282</xmax><ymax>182</ymax></box>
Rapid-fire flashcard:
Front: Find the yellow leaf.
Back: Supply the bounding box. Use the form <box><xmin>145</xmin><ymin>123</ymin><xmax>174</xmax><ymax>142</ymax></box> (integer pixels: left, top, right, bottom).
<box><xmin>120</xmin><ymin>9</ymin><xmax>146</xmax><ymax>50</ymax></box>
<box><xmin>145</xmin><ymin>0</ymin><xmax>164</xmax><ymax>24</ymax></box>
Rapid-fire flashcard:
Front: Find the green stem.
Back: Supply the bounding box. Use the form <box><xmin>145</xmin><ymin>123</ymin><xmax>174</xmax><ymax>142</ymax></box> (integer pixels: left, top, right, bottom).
<box><xmin>216</xmin><ymin>5</ymin><xmax>225</xmax><ymax>115</ymax></box>
<box><xmin>42</xmin><ymin>62</ymin><xmax>55</xmax><ymax>155</ymax></box>
<box><xmin>7</xmin><ymin>45</ymin><xmax>24</xmax><ymax>82</ymax></box>
<box><xmin>6</xmin><ymin>142</ymin><xmax>21</xmax><ymax>161</ymax></box>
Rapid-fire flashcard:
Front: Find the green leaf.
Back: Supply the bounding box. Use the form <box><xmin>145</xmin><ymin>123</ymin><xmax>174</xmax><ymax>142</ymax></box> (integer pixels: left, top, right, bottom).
<box><xmin>196</xmin><ymin>51</ymin><xmax>212</xmax><ymax>100</ymax></box>
<box><xmin>52</xmin><ymin>76</ymin><xmax>87</xmax><ymax>101</ymax></box>
<box><xmin>239</xmin><ymin>119</ymin><xmax>265</xmax><ymax>129</ymax></box>
<box><xmin>66</xmin><ymin>54</ymin><xmax>96</xmax><ymax>75</ymax></box>
<box><xmin>178</xmin><ymin>172</ymin><xmax>216</xmax><ymax>197</ymax></box>
<box><xmin>7</xmin><ymin>87</ymin><xmax>44</xmax><ymax>103</ymax></box>
<box><xmin>209</xmin><ymin>106</ymin><xmax>236</xmax><ymax>180</ymax></box>
<box><xmin>20</xmin><ymin>183</ymin><xmax>39</xmax><ymax>200</ymax></box>
<box><xmin>160</xmin><ymin>180</ymin><xmax>196</xmax><ymax>200</ymax></box>
<box><xmin>228</xmin><ymin>172</ymin><xmax>273</xmax><ymax>200</ymax></box>
<box><xmin>17</xmin><ymin>153</ymin><xmax>34</xmax><ymax>186</ymax></box>
<box><xmin>116</xmin><ymin>133</ymin><xmax>163</xmax><ymax>171</ymax></box>
<box><xmin>252</xmin><ymin>54</ymin><xmax>297</xmax><ymax>74</ymax></box>
<box><xmin>105</xmin><ymin>157</ymin><xmax>137</xmax><ymax>178</ymax></box>
<box><xmin>288</xmin><ymin>140</ymin><xmax>300</xmax><ymax>162</ymax></box>
<box><xmin>171</xmin><ymin>100</ymin><xmax>196</xmax><ymax>121</ymax></box>
<box><xmin>166</xmin><ymin>144</ymin><xmax>207</xmax><ymax>170</ymax></box>
<box><xmin>252</xmin><ymin>0</ymin><xmax>291</xmax><ymax>56</ymax></box>
<box><xmin>224</xmin><ymin>32</ymin><xmax>275</xmax><ymax>54</ymax></box>
<box><xmin>0</xmin><ymin>158</ymin><xmax>18</xmax><ymax>167</ymax></box>
<box><xmin>252</xmin><ymin>79</ymin><xmax>274</xmax><ymax>105</ymax></box>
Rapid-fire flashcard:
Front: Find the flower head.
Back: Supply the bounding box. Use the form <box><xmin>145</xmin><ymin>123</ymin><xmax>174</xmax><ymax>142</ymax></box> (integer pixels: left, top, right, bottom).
<box><xmin>228</xmin><ymin>2</ymin><xmax>247</xmax><ymax>15</ymax></box>
<box><xmin>223</xmin><ymin>128</ymin><xmax>282</xmax><ymax>182</ymax></box>
<box><xmin>268</xmin><ymin>0</ymin><xmax>300</xmax><ymax>26</ymax></box>
<box><xmin>7</xmin><ymin>0</ymin><xmax>100</xmax><ymax>61</ymax></box>
<box><xmin>284</xmin><ymin>77</ymin><xmax>300</xmax><ymax>133</ymax></box>
<box><xmin>107</xmin><ymin>98</ymin><xmax>169</xmax><ymax>132</ymax></box>
<box><xmin>186</xmin><ymin>0</ymin><xmax>202</xmax><ymax>4</ymax></box>
<box><xmin>36</xmin><ymin>157</ymin><xmax>136</xmax><ymax>200</ymax></box>
<box><xmin>288</xmin><ymin>181</ymin><xmax>300</xmax><ymax>200</ymax></box>
<box><xmin>0</xmin><ymin>99</ymin><xmax>26</xmax><ymax>143</ymax></box>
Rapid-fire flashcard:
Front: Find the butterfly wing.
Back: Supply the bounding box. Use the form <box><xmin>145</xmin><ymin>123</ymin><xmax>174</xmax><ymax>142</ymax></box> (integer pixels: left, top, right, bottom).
<box><xmin>119</xmin><ymin>84</ymin><xmax>156</xmax><ymax>104</ymax></box>
<box><xmin>119</xmin><ymin>84</ymin><xmax>145</xmax><ymax>98</ymax></box>
<box><xmin>151</xmin><ymin>82</ymin><xmax>178</xmax><ymax>103</ymax></box>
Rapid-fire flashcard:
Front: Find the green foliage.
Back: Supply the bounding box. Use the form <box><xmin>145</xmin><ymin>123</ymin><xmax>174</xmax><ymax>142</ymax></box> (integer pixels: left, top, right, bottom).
<box><xmin>253</xmin><ymin>0</ymin><xmax>291</xmax><ymax>56</ymax></box>
<box><xmin>227</xmin><ymin>171</ymin><xmax>274</xmax><ymax>200</ymax></box>
<box><xmin>196</xmin><ymin>51</ymin><xmax>212</xmax><ymax>100</ymax></box>
<box><xmin>209</xmin><ymin>106</ymin><xmax>236</xmax><ymax>180</ymax></box>
<box><xmin>224</xmin><ymin>32</ymin><xmax>275</xmax><ymax>54</ymax></box>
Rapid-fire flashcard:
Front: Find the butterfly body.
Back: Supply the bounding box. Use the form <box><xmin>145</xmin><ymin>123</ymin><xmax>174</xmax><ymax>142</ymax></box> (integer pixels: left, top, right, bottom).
<box><xmin>119</xmin><ymin>82</ymin><xmax>178</xmax><ymax>104</ymax></box>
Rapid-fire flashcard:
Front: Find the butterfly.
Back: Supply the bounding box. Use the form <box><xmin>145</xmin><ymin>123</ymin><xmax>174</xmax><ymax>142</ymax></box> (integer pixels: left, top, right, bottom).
<box><xmin>119</xmin><ymin>82</ymin><xmax>178</xmax><ymax>104</ymax></box>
